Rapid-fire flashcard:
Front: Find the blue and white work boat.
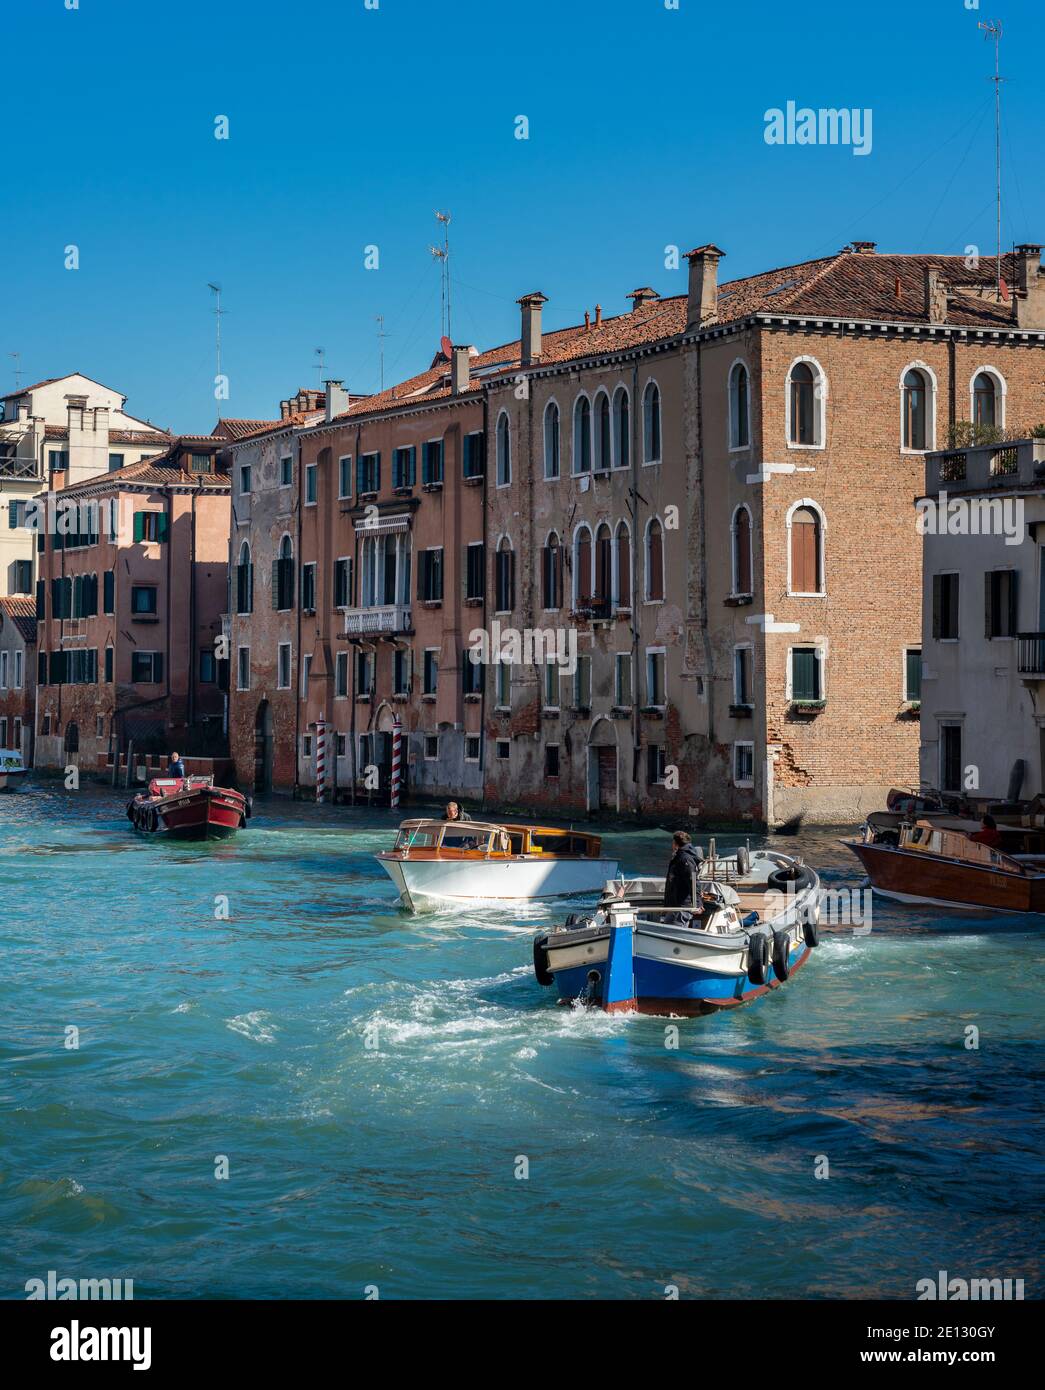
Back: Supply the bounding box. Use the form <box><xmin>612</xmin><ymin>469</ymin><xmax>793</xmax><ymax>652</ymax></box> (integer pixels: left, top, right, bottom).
<box><xmin>533</xmin><ymin>846</ymin><xmax>821</xmax><ymax>1016</ymax></box>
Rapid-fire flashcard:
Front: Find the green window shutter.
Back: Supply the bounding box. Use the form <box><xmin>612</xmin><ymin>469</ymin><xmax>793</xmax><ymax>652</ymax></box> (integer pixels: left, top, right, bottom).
<box><xmin>272</xmin><ymin>560</ymin><xmax>281</xmax><ymax>609</ymax></box>
<box><xmin>157</xmin><ymin>512</ymin><xmax>169</xmax><ymax>544</ymax></box>
<box><xmin>38</xmin><ymin>651</ymin><xmax>48</xmax><ymax>685</ymax></box>
<box><xmin>153</xmin><ymin>653</ymin><xmax>164</xmax><ymax>683</ymax></box>
<box><xmin>36</xmin><ymin>580</ymin><xmax>45</xmax><ymax>619</ymax></box>
<box><xmin>792</xmin><ymin>648</ymin><xmax>817</xmax><ymax>701</ymax></box>
<box><xmin>105</xmin><ymin>647</ymin><xmax>114</xmax><ymax>683</ymax></box>
<box><xmin>133</xmin><ymin>511</ymin><xmax>144</xmax><ymax>543</ymax></box>
<box><xmin>104</xmin><ymin>570</ymin><xmax>115</xmax><ymax>614</ymax></box>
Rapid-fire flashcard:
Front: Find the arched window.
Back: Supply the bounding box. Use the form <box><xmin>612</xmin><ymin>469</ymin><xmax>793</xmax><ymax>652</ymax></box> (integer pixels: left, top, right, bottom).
<box><xmin>973</xmin><ymin>371</ymin><xmax>999</xmax><ymax>428</ymax></box>
<box><xmin>732</xmin><ymin>506</ymin><xmax>752</xmax><ymax>596</ymax></box>
<box><xmin>594</xmin><ymin>392</ymin><xmax>611</xmax><ymax>472</ymax></box>
<box><xmin>612</xmin><ymin>387</ymin><xmax>630</xmax><ymax>469</ymax></box>
<box><xmin>788</xmin><ymin>504</ymin><xmax>824</xmax><ymax>595</ymax></box>
<box><xmin>496</xmin><ymin>412</ymin><xmax>511</xmax><ymax>485</ymax></box>
<box><xmin>729</xmin><ymin>362</ymin><xmax>750</xmax><ymax>449</ymax></box>
<box><xmin>788</xmin><ymin>362</ymin><xmax>818</xmax><ymax>445</ymax></box>
<box><xmin>495</xmin><ymin>536</ymin><xmax>515</xmax><ymax>612</ymax></box>
<box><xmin>642</xmin><ymin>381</ymin><xmax>661</xmax><ymax>464</ymax></box>
<box><xmin>902</xmin><ymin>368</ymin><xmax>930</xmax><ymax>450</ymax></box>
<box><xmin>645</xmin><ymin>518</ymin><xmax>664</xmax><ymax>601</ymax></box>
<box><xmin>541</xmin><ymin>531</ymin><xmax>562</xmax><ymax>610</ymax></box>
<box><xmin>573</xmin><ymin>525</ymin><xmax>592</xmax><ymax>607</ymax></box>
<box><xmin>275</xmin><ymin>534</ymin><xmax>294</xmax><ymax>611</ymax></box>
<box><xmin>593</xmin><ymin>523</ymin><xmax>612</xmax><ymax>610</ymax></box>
<box><xmin>543</xmin><ymin>402</ymin><xmax>560</xmax><ymax>480</ymax></box>
<box><xmin>237</xmin><ymin>540</ymin><xmax>253</xmax><ymax>615</ymax></box>
<box><xmin>573</xmin><ymin>396</ymin><xmax>591</xmax><ymax>474</ymax></box>
<box><xmin>613</xmin><ymin>520</ymin><xmax>631</xmax><ymax>608</ymax></box>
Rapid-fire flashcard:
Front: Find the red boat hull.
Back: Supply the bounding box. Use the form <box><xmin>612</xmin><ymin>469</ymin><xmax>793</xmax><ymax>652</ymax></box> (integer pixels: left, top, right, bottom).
<box><xmin>130</xmin><ymin>785</ymin><xmax>247</xmax><ymax>841</ymax></box>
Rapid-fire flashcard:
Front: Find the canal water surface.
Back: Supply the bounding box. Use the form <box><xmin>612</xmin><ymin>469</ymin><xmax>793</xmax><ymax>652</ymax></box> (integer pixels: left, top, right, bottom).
<box><xmin>2</xmin><ymin>786</ymin><xmax>1041</xmax><ymax>1299</ymax></box>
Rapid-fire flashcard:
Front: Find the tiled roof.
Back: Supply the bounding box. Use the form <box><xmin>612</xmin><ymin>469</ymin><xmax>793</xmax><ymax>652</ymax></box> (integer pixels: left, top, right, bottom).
<box><xmin>212</xmin><ymin>418</ymin><xmax>281</xmax><ymax>441</ymax></box>
<box><xmin>221</xmin><ymin>410</ymin><xmax>326</xmax><ymax>444</ymax></box>
<box><xmin>55</xmin><ymin>449</ymin><xmax>231</xmax><ymax>496</ymax></box>
<box><xmin>43</xmin><ymin>424</ymin><xmax>170</xmax><ymax>443</ymax></box>
<box><xmin>0</xmin><ymin>596</ymin><xmax>37</xmax><ymax>646</ymax></box>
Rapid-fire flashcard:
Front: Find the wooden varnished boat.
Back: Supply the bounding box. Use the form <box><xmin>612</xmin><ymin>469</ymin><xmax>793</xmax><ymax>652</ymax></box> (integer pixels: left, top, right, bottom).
<box><xmin>127</xmin><ymin>776</ymin><xmax>249</xmax><ymax>841</ymax></box>
<box><xmin>845</xmin><ymin>816</ymin><xmax>1045</xmax><ymax>914</ymax></box>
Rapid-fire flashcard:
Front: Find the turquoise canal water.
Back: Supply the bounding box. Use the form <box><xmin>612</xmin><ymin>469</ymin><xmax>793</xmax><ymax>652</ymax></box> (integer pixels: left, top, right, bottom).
<box><xmin>1</xmin><ymin>785</ymin><xmax>1042</xmax><ymax>1300</ymax></box>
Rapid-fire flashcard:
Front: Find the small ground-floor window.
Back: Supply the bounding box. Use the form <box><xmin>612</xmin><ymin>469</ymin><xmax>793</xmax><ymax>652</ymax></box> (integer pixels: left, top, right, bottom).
<box><xmin>734</xmin><ymin>741</ymin><xmax>754</xmax><ymax>786</ymax></box>
<box><xmin>545</xmin><ymin>743</ymin><xmax>560</xmax><ymax>777</ymax></box>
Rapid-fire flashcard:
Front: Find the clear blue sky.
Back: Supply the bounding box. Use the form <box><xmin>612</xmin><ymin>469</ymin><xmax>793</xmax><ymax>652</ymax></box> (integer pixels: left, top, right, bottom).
<box><xmin>2</xmin><ymin>0</ymin><xmax>1040</xmax><ymax>433</ymax></box>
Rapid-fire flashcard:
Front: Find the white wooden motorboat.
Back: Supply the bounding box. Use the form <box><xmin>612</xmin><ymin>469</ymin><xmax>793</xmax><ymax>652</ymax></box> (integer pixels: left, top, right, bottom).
<box><xmin>0</xmin><ymin>749</ymin><xmax>28</xmax><ymax>792</ymax></box>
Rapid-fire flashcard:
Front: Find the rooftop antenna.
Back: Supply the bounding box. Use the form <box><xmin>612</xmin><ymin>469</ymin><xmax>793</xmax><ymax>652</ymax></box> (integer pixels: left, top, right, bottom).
<box><xmin>9</xmin><ymin>352</ymin><xmax>21</xmax><ymax>391</ymax></box>
<box><xmin>208</xmin><ymin>282</ymin><xmax>225</xmax><ymax>381</ymax></box>
<box><xmin>429</xmin><ymin>210</ymin><xmax>452</xmax><ymax>342</ymax></box>
<box><xmin>978</xmin><ymin>19</ymin><xmax>1005</xmax><ymax>299</ymax></box>
<box><xmin>375</xmin><ymin>315</ymin><xmax>388</xmax><ymax>390</ymax></box>
<box><xmin>314</xmin><ymin>346</ymin><xmax>326</xmax><ymax>388</ymax></box>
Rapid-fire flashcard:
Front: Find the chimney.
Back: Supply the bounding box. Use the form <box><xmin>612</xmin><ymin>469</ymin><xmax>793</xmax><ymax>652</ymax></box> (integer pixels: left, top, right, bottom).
<box><xmin>1014</xmin><ymin>244</ymin><xmax>1045</xmax><ymax>329</ymax></box>
<box><xmin>517</xmin><ymin>291</ymin><xmax>547</xmax><ymax>366</ymax></box>
<box><xmin>684</xmin><ymin>245</ymin><xmax>725</xmax><ymax>330</ymax></box>
<box><xmin>451</xmin><ymin>345</ymin><xmax>471</xmax><ymax>396</ymax></box>
<box><xmin>852</xmin><ymin>240</ymin><xmax>877</xmax><ymax>254</ymax></box>
<box><xmin>594</xmin><ymin>303</ymin><xmax>602</xmax><ymax>327</ymax></box>
<box><xmin>324</xmin><ymin>380</ymin><xmax>350</xmax><ymax>422</ymax></box>
<box><xmin>627</xmin><ymin>287</ymin><xmax>659</xmax><ymax>313</ymax></box>
<box><xmin>924</xmin><ymin>267</ymin><xmax>948</xmax><ymax>325</ymax></box>
<box><xmin>584</xmin><ymin>310</ymin><xmax>591</xmax><ymax>330</ymax></box>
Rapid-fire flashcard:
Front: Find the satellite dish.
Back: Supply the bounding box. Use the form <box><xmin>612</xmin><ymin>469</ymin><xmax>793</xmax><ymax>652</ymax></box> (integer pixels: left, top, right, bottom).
<box><xmin>440</xmin><ymin>335</ymin><xmax>453</xmax><ymax>360</ymax></box>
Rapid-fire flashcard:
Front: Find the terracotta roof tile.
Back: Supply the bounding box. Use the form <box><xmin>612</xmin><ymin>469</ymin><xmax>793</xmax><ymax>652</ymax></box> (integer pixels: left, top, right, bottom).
<box><xmin>0</xmin><ymin>596</ymin><xmax>37</xmax><ymax>645</ymax></box>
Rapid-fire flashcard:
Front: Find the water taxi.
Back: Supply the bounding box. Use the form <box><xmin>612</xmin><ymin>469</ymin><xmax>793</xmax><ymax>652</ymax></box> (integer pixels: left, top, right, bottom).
<box><xmin>376</xmin><ymin>819</ymin><xmax>618</xmax><ymax>912</ymax></box>
<box><xmin>127</xmin><ymin>776</ymin><xmax>249</xmax><ymax>841</ymax></box>
<box><xmin>0</xmin><ymin>749</ymin><xmax>28</xmax><ymax>791</ymax></box>
<box><xmin>846</xmin><ymin>816</ymin><xmax>1045</xmax><ymax>914</ymax></box>
<box><xmin>533</xmin><ymin>847</ymin><xmax>821</xmax><ymax>1015</ymax></box>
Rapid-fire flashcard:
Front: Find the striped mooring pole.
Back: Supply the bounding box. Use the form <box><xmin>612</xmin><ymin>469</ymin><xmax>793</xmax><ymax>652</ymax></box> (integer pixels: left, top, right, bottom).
<box><xmin>315</xmin><ymin>716</ymin><xmax>327</xmax><ymax>804</ymax></box>
<box><xmin>390</xmin><ymin>715</ymin><xmax>402</xmax><ymax>810</ymax></box>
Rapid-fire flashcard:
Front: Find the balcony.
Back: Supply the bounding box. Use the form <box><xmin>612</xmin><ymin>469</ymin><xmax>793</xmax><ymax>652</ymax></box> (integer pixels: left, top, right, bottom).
<box><xmin>1018</xmin><ymin>633</ymin><xmax>1045</xmax><ymax>677</ymax></box>
<box><xmin>926</xmin><ymin>437</ymin><xmax>1045</xmax><ymax>496</ymax></box>
<box><xmin>0</xmin><ymin>454</ymin><xmax>42</xmax><ymax>481</ymax></box>
<box><xmin>343</xmin><ymin>604</ymin><xmax>412</xmax><ymax>637</ymax></box>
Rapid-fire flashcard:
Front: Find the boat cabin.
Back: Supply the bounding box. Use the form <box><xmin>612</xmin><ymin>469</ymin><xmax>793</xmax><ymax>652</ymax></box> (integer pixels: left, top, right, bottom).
<box><xmin>390</xmin><ymin>820</ymin><xmax>604</xmax><ymax>860</ymax></box>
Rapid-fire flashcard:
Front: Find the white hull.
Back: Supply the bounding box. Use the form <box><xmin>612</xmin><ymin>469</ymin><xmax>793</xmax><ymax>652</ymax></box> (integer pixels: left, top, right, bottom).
<box><xmin>0</xmin><ymin>771</ymin><xmax>27</xmax><ymax>792</ymax></box>
<box><xmin>379</xmin><ymin>854</ymin><xmax>619</xmax><ymax>911</ymax></box>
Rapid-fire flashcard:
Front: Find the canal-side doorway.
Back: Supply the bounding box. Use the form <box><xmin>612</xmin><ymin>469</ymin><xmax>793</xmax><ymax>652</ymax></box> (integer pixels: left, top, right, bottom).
<box><xmin>254</xmin><ymin>701</ymin><xmax>273</xmax><ymax>793</ymax></box>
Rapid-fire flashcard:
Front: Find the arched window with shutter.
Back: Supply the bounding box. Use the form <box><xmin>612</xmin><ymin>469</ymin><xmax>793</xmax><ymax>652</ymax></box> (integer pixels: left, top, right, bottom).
<box><xmin>495</xmin><ymin>536</ymin><xmax>515</xmax><ymax>613</ymax></box>
<box><xmin>642</xmin><ymin>381</ymin><xmax>661</xmax><ymax>464</ymax></box>
<box><xmin>729</xmin><ymin>361</ymin><xmax>750</xmax><ymax>449</ymax></box>
<box><xmin>541</xmin><ymin>531</ymin><xmax>562</xmax><ymax>610</ymax></box>
<box><xmin>273</xmin><ymin>534</ymin><xmax>294</xmax><ymax>611</ymax></box>
<box><xmin>902</xmin><ymin>368</ymin><xmax>930</xmax><ymax>450</ymax></box>
<box><xmin>593</xmin><ymin>523</ymin><xmax>612</xmax><ymax>612</ymax></box>
<box><xmin>612</xmin><ymin>387</ymin><xmax>630</xmax><ymax>469</ymax></box>
<box><xmin>573</xmin><ymin>524</ymin><xmax>592</xmax><ymax>608</ymax></box>
<box><xmin>787</xmin><ymin>502</ymin><xmax>825</xmax><ymax>595</ymax></box>
<box><xmin>614</xmin><ymin>520</ymin><xmax>631</xmax><ymax>609</ymax></box>
<box><xmin>594</xmin><ymin>392</ymin><xmax>611</xmax><ymax>472</ymax></box>
<box><xmin>237</xmin><ymin>540</ymin><xmax>253</xmax><ymax>614</ymax></box>
<box><xmin>971</xmin><ymin>368</ymin><xmax>1005</xmax><ymax>430</ymax></box>
<box><xmin>645</xmin><ymin>518</ymin><xmax>664</xmax><ymax>601</ymax></box>
<box><xmin>543</xmin><ymin>401</ymin><xmax>560</xmax><ymax>479</ymax></box>
<box><xmin>573</xmin><ymin>396</ymin><xmax>591</xmax><ymax>475</ymax></box>
<box><xmin>732</xmin><ymin>505</ymin><xmax>753</xmax><ymax>596</ymax></box>
<box><xmin>496</xmin><ymin>411</ymin><xmax>511</xmax><ymax>485</ymax></box>
<box><xmin>787</xmin><ymin>358</ymin><xmax>826</xmax><ymax>447</ymax></box>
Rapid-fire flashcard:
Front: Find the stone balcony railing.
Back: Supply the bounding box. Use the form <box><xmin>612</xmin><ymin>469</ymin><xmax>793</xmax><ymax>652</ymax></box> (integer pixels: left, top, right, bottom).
<box><xmin>343</xmin><ymin>604</ymin><xmax>412</xmax><ymax>637</ymax></box>
<box><xmin>925</xmin><ymin>438</ymin><xmax>1045</xmax><ymax>496</ymax></box>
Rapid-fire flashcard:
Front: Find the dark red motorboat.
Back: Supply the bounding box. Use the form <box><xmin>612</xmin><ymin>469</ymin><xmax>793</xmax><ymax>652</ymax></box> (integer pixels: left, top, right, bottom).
<box><xmin>127</xmin><ymin>776</ymin><xmax>249</xmax><ymax>841</ymax></box>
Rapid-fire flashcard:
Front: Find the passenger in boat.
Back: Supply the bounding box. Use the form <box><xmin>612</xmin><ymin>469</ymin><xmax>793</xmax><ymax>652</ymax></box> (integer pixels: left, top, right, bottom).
<box><xmin>663</xmin><ymin>831</ymin><xmax>704</xmax><ymax>909</ymax></box>
<box><xmin>168</xmin><ymin>751</ymin><xmax>186</xmax><ymax>779</ymax></box>
<box><xmin>969</xmin><ymin>814</ymin><xmax>1002</xmax><ymax>849</ymax></box>
<box><xmin>444</xmin><ymin>801</ymin><xmax>472</xmax><ymax>822</ymax></box>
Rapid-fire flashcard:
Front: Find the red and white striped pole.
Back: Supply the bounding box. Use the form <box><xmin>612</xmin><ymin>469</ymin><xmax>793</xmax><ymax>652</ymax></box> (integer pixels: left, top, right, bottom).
<box><xmin>315</xmin><ymin>716</ymin><xmax>327</xmax><ymax>804</ymax></box>
<box><xmin>390</xmin><ymin>715</ymin><xmax>402</xmax><ymax>810</ymax></box>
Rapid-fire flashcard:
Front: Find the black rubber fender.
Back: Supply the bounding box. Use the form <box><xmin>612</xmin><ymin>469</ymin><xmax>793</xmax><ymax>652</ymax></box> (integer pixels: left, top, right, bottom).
<box><xmin>768</xmin><ymin>864</ymin><xmax>817</xmax><ymax>896</ymax></box>
<box><xmin>533</xmin><ymin>933</ymin><xmax>554</xmax><ymax>987</ymax></box>
<box><xmin>146</xmin><ymin>807</ymin><xmax>158</xmax><ymax>834</ymax></box>
<box><xmin>747</xmin><ymin>931</ymin><xmax>769</xmax><ymax>985</ymax></box>
<box><xmin>244</xmin><ymin>795</ymin><xmax>253</xmax><ymax>819</ymax></box>
<box><xmin>803</xmin><ymin>915</ymin><xmax>820</xmax><ymax>948</ymax></box>
<box><xmin>126</xmin><ymin>801</ymin><xmax>136</xmax><ymax>822</ymax></box>
<box><xmin>772</xmin><ymin>929</ymin><xmax>792</xmax><ymax>980</ymax></box>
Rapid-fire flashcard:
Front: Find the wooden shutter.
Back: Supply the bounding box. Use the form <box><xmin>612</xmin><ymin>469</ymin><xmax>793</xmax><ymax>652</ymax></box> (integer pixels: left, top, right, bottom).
<box><xmin>648</xmin><ymin>525</ymin><xmax>663</xmax><ymax>601</ymax></box>
<box><xmin>36</xmin><ymin>579</ymin><xmax>45</xmax><ymax>619</ymax></box>
<box><xmin>157</xmin><ymin>512</ymin><xmax>169</xmax><ymax>544</ymax></box>
<box><xmin>932</xmin><ymin>575</ymin><xmax>942</xmax><ymax>639</ymax></box>
<box><xmin>153</xmin><ymin>653</ymin><xmax>164</xmax><ymax>683</ymax></box>
<box><xmin>792</xmin><ymin>514</ymin><xmax>817</xmax><ymax>593</ymax></box>
<box><xmin>735</xmin><ymin>512</ymin><xmax>751</xmax><ymax>593</ymax></box>
<box><xmin>104</xmin><ymin>570</ymin><xmax>114</xmax><ymax>614</ymax></box>
<box><xmin>1008</xmin><ymin>571</ymin><xmax>1019</xmax><ymax>637</ymax></box>
<box><xmin>133</xmin><ymin>511</ymin><xmax>144</xmax><ymax>543</ymax></box>
<box><xmin>272</xmin><ymin>560</ymin><xmax>281</xmax><ymax>610</ymax></box>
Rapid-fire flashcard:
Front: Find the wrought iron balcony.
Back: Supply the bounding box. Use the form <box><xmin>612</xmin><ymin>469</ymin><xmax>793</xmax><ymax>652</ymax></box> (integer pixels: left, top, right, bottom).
<box><xmin>1017</xmin><ymin>633</ymin><xmax>1045</xmax><ymax>677</ymax></box>
<box><xmin>343</xmin><ymin>604</ymin><xmax>412</xmax><ymax>637</ymax></box>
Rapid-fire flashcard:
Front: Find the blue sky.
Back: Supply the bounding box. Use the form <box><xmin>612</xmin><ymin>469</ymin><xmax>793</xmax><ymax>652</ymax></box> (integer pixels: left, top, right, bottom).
<box><xmin>2</xmin><ymin>0</ymin><xmax>1041</xmax><ymax>432</ymax></box>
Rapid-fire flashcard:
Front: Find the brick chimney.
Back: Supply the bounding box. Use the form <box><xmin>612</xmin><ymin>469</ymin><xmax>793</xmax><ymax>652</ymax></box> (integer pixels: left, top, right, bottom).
<box><xmin>685</xmin><ymin>245</ymin><xmax>725</xmax><ymax>330</ymax></box>
<box><xmin>852</xmin><ymin>240</ymin><xmax>877</xmax><ymax>254</ymax></box>
<box><xmin>517</xmin><ymin>292</ymin><xmax>547</xmax><ymax>366</ymax></box>
<box><xmin>324</xmin><ymin>380</ymin><xmax>350</xmax><ymax>422</ymax></box>
<box><xmin>924</xmin><ymin>267</ymin><xmax>948</xmax><ymax>325</ymax></box>
<box><xmin>627</xmin><ymin>287</ymin><xmax>659</xmax><ymax>313</ymax></box>
<box><xmin>451</xmin><ymin>345</ymin><xmax>471</xmax><ymax>395</ymax></box>
<box><xmin>1014</xmin><ymin>244</ymin><xmax>1045</xmax><ymax>328</ymax></box>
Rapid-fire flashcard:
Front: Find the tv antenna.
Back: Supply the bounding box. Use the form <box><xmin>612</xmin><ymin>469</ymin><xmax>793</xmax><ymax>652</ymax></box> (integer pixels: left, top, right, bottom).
<box><xmin>978</xmin><ymin>19</ymin><xmax>1005</xmax><ymax>299</ymax></box>
<box><xmin>9</xmin><ymin>352</ymin><xmax>21</xmax><ymax>391</ymax></box>
<box><xmin>314</xmin><ymin>346</ymin><xmax>326</xmax><ymax>386</ymax></box>
<box><xmin>208</xmin><ymin>282</ymin><xmax>226</xmax><ymax>380</ymax></box>
<box><xmin>429</xmin><ymin>210</ymin><xmax>452</xmax><ymax>342</ymax></box>
<box><xmin>375</xmin><ymin>315</ymin><xmax>388</xmax><ymax>390</ymax></box>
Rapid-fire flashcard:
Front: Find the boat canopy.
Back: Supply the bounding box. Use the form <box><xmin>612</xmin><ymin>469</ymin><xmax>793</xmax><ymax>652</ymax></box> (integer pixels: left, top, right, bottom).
<box><xmin>390</xmin><ymin>819</ymin><xmax>603</xmax><ymax>858</ymax></box>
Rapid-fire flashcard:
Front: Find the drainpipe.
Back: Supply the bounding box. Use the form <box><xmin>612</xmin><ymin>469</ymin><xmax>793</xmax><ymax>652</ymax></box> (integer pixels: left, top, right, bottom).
<box><xmin>348</xmin><ymin>422</ymin><xmax>363</xmax><ymax>805</ymax></box>
<box><xmin>695</xmin><ymin>341</ymin><xmax>715</xmax><ymax>747</ymax></box>
<box><xmin>188</xmin><ymin>488</ymin><xmax>198</xmax><ymax>729</ymax></box>
<box><xmin>478</xmin><ymin>390</ymin><xmax>489</xmax><ymax>813</ymax></box>
<box><xmin>293</xmin><ymin>431</ymin><xmax>303</xmax><ymax>797</ymax></box>
<box><xmin>947</xmin><ymin>335</ymin><xmax>957</xmax><ymax>442</ymax></box>
<box><xmin>630</xmin><ymin>362</ymin><xmax>641</xmax><ymax>807</ymax></box>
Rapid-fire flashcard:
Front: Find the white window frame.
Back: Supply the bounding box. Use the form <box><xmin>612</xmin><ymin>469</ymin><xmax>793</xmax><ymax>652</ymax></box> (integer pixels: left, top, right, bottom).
<box><xmin>301</xmin><ymin>652</ymin><xmax>312</xmax><ymax>698</ymax></box>
<box><xmin>422</xmin><ymin>647</ymin><xmax>438</xmax><ymax>696</ymax></box>
<box><xmin>903</xmin><ymin>645</ymin><xmax>922</xmax><ymax>705</ymax></box>
<box><xmin>571</xmin><ymin>392</ymin><xmax>592</xmax><ymax>476</ymax></box>
<box><xmin>424</xmin><ymin>733</ymin><xmax>440</xmax><ymax>761</ymax></box>
<box><xmin>785</xmin><ymin>355</ymin><xmax>827</xmax><ymax>451</ymax></box>
<box><xmin>592</xmin><ymin>388</ymin><xmax>612</xmax><ymax>474</ymax></box>
<box><xmin>338</xmin><ymin>455</ymin><xmax>353</xmax><ymax>500</ymax></box>
<box><xmin>899</xmin><ymin>360</ymin><xmax>938</xmax><ymax>454</ymax></box>
<box><xmin>611</xmin><ymin>384</ymin><xmax>630</xmax><ymax>470</ymax></box>
<box><xmin>495</xmin><ymin>658</ymin><xmax>511</xmax><ymax>710</ymax></box>
<box><xmin>277</xmin><ymin>642</ymin><xmax>292</xmax><ymax>690</ymax></box>
<box><xmin>280</xmin><ymin>456</ymin><xmax>293</xmax><ymax>488</ymax></box>
<box><xmin>543</xmin><ymin>659</ymin><xmax>560</xmax><ymax>712</ymax></box>
<box><xmin>643</xmin><ymin>515</ymin><xmax>665</xmax><ymax>604</ymax></box>
<box><xmin>968</xmin><ymin>365</ymin><xmax>1007</xmax><ymax>429</ymax></box>
<box><xmin>14</xmin><ymin>650</ymin><xmax>23</xmax><ymax>689</ymax></box>
<box><xmin>785</xmin><ymin>498</ymin><xmax>827</xmax><ymax>598</ymax></box>
<box><xmin>304</xmin><ymin>462</ymin><xmax>318</xmax><ymax>506</ymax></box>
<box><xmin>464</xmin><ymin>734</ymin><xmax>482</xmax><ymax>764</ymax></box>
<box><xmin>543</xmin><ymin>398</ymin><xmax>561</xmax><ymax>480</ymax></box>
<box><xmin>786</xmin><ymin>643</ymin><xmax>827</xmax><ymax>703</ymax></box>
<box><xmin>727</xmin><ymin>358</ymin><xmax>752</xmax><ymax>452</ymax></box>
<box><xmin>614</xmin><ymin>651</ymin><xmax>633</xmax><ymax>707</ymax></box>
<box><xmin>572</xmin><ymin>522</ymin><xmax>593</xmax><ymax>609</ymax></box>
<box><xmin>730</xmin><ymin>503</ymin><xmax>754</xmax><ymax>598</ymax></box>
<box><xmin>645</xmin><ymin>646</ymin><xmax>666</xmax><ymax>709</ymax></box>
<box><xmin>732</xmin><ymin>642</ymin><xmax>754</xmax><ymax>707</ymax></box>
<box><xmin>642</xmin><ymin>378</ymin><xmax>662</xmax><ymax>465</ymax></box>
<box><xmin>495</xmin><ymin>737</ymin><xmax>511</xmax><ymax>761</ymax></box>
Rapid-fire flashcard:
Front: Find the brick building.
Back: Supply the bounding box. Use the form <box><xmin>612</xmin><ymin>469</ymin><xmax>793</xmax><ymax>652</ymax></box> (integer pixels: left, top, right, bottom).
<box><xmin>34</xmin><ymin>437</ymin><xmax>231</xmax><ymax>773</ymax></box>
<box><xmin>0</xmin><ymin>596</ymin><xmax>36</xmax><ymax>762</ymax></box>
<box><xmin>484</xmin><ymin>241</ymin><xmax>1045</xmax><ymax>824</ymax></box>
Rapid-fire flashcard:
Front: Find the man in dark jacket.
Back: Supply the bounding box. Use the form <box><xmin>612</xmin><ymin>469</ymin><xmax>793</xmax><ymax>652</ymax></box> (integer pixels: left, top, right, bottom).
<box><xmin>168</xmin><ymin>751</ymin><xmax>186</xmax><ymax>779</ymax></box>
<box><xmin>663</xmin><ymin>831</ymin><xmax>703</xmax><ymax>908</ymax></box>
<box><xmin>444</xmin><ymin>801</ymin><xmax>472</xmax><ymax>822</ymax></box>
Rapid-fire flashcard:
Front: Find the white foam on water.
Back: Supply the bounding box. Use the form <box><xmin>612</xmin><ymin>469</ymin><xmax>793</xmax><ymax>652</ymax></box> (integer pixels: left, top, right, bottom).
<box><xmin>225</xmin><ymin>1010</ymin><xmax>279</xmax><ymax>1044</ymax></box>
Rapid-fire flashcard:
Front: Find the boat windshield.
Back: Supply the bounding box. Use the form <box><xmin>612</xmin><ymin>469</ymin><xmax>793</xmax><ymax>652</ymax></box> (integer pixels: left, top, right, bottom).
<box><xmin>440</xmin><ymin>827</ymin><xmax>492</xmax><ymax>852</ymax></box>
<box><xmin>394</xmin><ymin>826</ymin><xmax>438</xmax><ymax>850</ymax></box>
